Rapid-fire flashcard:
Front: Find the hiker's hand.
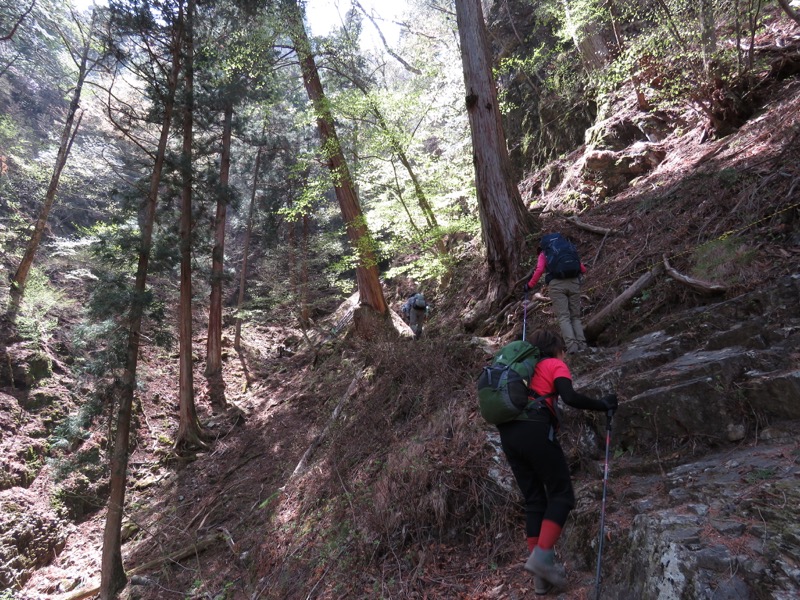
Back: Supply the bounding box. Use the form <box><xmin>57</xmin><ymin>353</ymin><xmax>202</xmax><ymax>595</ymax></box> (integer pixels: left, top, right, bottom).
<box><xmin>600</xmin><ymin>394</ymin><xmax>618</xmax><ymax>412</ymax></box>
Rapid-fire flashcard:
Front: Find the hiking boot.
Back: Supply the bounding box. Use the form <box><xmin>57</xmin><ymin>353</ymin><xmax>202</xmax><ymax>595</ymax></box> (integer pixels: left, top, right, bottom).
<box><xmin>524</xmin><ymin>547</ymin><xmax>567</xmax><ymax>591</ymax></box>
<box><xmin>534</xmin><ymin>575</ymin><xmax>550</xmax><ymax>595</ymax></box>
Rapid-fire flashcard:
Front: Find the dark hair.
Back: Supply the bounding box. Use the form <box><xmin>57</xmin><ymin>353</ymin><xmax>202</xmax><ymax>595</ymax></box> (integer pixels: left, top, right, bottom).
<box><xmin>528</xmin><ymin>329</ymin><xmax>566</xmax><ymax>358</ymax></box>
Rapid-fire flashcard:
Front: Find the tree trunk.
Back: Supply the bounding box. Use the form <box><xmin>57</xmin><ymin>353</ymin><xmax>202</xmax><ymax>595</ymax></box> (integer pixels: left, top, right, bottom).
<box><xmin>8</xmin><ymin>10</ymin><xmax>96</xmax><ymax>316</ymax></box>
<box><xmin>176</xmin><ymin>0</ymin><xmax>205</xmax><ymax>451</ymax></box>
<box><xmin>300</xmin><ymin>213</ymin><xmax>310</xmax><ymax>328</ymax></box>
<box><xmin>286</xmin><ymin>0</ymin><xmax>387</xmax><ymax>315</ymax></box>
<box><xmin>700</xmin><ymin>0</ymin><xmax>717</xmax><ymax>72</ymax></box>
<box><xmin>100</xmin><ymin>8</ymin><xmax>183</xmax><ymax>599</ymax></box>
<box><xmin>454</xmin><ymin>0</ymin><xmax>534</xmax><ymax>300</ymax></box>
<box><xmin>234</xmin><ymin>147</ymin><xmax>262</xmax><ymax>351</ymax></box>
<box><xmin>206</xmin><ymin>102</ymin><xmax>232</xmax><ymax>409</ymax></box>
<box><xmin>777</xmin><ymin>0</ymin><xmax>800</xmax><ymax>27</ymax></box>
<box><xmin>584</xmin><ymin>263</ymin><xmax>665</xmax><ymax>341</ymax></box>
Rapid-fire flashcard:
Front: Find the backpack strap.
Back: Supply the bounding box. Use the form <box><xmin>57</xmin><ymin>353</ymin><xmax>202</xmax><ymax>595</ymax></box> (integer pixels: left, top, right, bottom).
<box><xmin>516</xmin><ymin>392</ymin><xmax>557</xmax><ymax>422</ymax></box>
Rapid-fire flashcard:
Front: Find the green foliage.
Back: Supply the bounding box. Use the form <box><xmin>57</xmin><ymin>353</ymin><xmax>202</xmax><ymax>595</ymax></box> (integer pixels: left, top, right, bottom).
<box><xmin>717</xmin><ymin>168</ymin><xmax>739</xmax><ymax>189</ymax></box>
<box><xmin>49</xmin><ymin>396</ymin><xmax>104</xmax><ymax>455</ymax></box>
<box><xmin>745</xmin><ymin>467</ymin><xmax>776</xmax><ymax>483</ymax></box>
<box><xmin>691</xmin><ymin>237</ymin><xmax>756</xmax><ymax>282</ymax></box>
<box><xmin>15</xmin><ymin>267</ymin><xmax>70</xmax><ymax>344</ymax></box>
<box><xmin>49</xmin><ymin>442</ymin><xmax>104</xmax><ymax>483</ymax></box>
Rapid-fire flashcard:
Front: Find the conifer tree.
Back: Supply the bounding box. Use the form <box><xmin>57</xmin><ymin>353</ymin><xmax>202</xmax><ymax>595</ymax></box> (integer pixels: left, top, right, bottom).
<box><xmin>100</xmin><ymin>1</ymin><xmax>184</xmax><ymax>596</ymax></box>
<box><xmin>8</xmin><ymin>8</ymin><xmax>98</xmax><ymax>316</ymax></box>
<box><xmin>176</xmin><ymin>0</ymin><xmax>206</xmax><ymax>451</ymax></box>
<box><xmin>454</xmin><ymin>0</ymin><xmax>534</xmax><ymax>299</ymax></box>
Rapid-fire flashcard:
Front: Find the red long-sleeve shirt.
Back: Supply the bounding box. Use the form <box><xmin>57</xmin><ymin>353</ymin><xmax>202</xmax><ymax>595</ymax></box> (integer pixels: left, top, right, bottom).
<box><xmin>527</xmin><ymin>252</ymin><xmax>586</xmax><ymax>288</ymax></box>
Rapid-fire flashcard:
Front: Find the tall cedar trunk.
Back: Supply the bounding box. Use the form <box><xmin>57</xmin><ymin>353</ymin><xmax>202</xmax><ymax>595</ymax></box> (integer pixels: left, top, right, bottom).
<box><xmin>100</xmin><ymin>9</ymin><xmax>183</xmax><ymax>598</ymax></box>
<box><xmin>205</xmin><ymin>102</ymin><xmax>232</xmax><ymax>408</ymax></box>
<box><xmin>8</xmin><ymin>11</ymin><xmax>95</xmax><ymax>316</ymax></box>
<box><xmin>176</xmin><ymin>0</ymin><xmax>204</xmax><ymax>450</ymax></box>
<box><xmin>287</xmin><ymin>0</ymin><xmax>387</xmax><ymax>315</ymax></box>
<box><xmin>234</xmin><ymin>147</ymin><xmax>262</xmax><ymax>351</ymax></box>
<box><xmin>454</xmin><ymin>0</ymin><xmax>533</xmax><ymax>300</ymax></box>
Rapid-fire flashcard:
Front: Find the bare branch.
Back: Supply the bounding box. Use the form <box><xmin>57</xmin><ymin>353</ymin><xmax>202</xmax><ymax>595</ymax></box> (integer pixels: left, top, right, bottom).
<box><xmin>0</xmin><ymin>0</ymin><xmax>36</xmax><ymax>42</ymax></box>
<box><xmin>353</xmin><ymin>0</ymin><xmax>422</xmax><ymax>75</ymax></box>
<box><xmin>663</xmin><ymin>255</ymin><xmax>727</xmax><ymax>295</ymax></box>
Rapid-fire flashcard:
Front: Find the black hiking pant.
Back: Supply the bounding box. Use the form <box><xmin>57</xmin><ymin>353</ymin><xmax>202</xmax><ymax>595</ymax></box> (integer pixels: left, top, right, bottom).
<box><xmin>497</xmin><ymin>417</ymin><xmax>575</xmax><ymax>537</ymax></box>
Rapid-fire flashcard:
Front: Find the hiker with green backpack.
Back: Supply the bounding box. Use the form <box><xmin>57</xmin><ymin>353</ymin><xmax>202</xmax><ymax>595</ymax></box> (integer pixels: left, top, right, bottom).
<box><xmin>478</xmin><ymin>328</ymin><xmax>617</xmax><ymax>594</ymax></box>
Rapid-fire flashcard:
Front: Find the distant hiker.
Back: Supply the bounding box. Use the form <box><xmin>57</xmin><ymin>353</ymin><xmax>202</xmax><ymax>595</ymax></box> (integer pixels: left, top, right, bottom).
<box><xmin>402</xmin><ymin>292</ymin><xmax>428</xmax><ymax>339</ymax></box>
<box><xmin>495</xmin><ymin>328</ymin><xmax>617</xmax><ymax>594</ymax></box>
<box><xmin>526</xmin><ymin>233</ymin><xmax>588</xmax><ymax>354</ymax></box>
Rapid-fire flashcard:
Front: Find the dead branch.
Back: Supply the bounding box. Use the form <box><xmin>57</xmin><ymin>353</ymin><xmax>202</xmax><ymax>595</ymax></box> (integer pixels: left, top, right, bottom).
<box><xmin>0</xmin><ymin>0</ymin><xmax>35</xmax><ymax>42</ymax></box>
<box><xmin>353</xmin><ymin>0</ymin><xmax>422</xmax><ymax>75</ymax></box>
<box><xmin>663</xmin><ymin>255</ymin><xmax>727</xmax><ymax>295</ymax></box>
<box><xmin>592</xmin><ymin>230</ymin><xmax>610</xmax><ymax>267</ymax></box>
<box><xmin>566</xmin><ymin>216</ymin><xmax>618</xmax><ymax>236</ymax></box>
<box><xmin>63</xmin><ymin>533</ymin><xmax>222</xmax><ymax>600</ymax></box>
<box><xmin>585</xmin><ymin>263</ymin><xmax>666</xmax><ymax>340</ymax></box>
<box><xmin>283</xmin><ymin>370</ymin><xmax>364</xmax><ymax>484</ymax></box>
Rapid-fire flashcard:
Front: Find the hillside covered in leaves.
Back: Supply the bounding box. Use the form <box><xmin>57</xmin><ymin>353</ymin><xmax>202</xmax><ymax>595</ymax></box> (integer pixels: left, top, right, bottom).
<box><xmin>0</xmin><ymin>0</ymin><xmax>798</xmax><ymax>599</ymax></box>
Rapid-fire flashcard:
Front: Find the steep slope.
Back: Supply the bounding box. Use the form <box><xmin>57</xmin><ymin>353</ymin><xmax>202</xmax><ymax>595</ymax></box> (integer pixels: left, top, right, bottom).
<box><xmin>8</xmin><ymin>18</ymin><xmax>800</xmax><ymax>600</ymax></box>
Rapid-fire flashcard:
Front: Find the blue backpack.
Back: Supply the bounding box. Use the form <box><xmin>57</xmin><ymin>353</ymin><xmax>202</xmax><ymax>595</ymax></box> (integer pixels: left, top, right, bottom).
<box><xmin>541</xmin><ymin>233</ymin><xmax>581</xmax><ymax>282</ymax></box>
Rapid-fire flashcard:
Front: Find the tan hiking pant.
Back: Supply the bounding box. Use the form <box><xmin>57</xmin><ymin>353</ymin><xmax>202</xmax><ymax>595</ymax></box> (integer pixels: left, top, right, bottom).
<box><xmin>548</xmin><ymin>277</ymin><xmax>587</xmax><ymax>353</ymax></box>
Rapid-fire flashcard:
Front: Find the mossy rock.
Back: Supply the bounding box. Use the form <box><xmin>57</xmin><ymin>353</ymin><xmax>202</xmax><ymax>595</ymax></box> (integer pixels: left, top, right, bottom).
<box><xmin>0</xmin><ymin>343</ymin><xmax>53</xmax><ymax>390</ymax></box>
<box><xmin>0</xmin><ymin>488</ymin><xmax>68</xmax><ymax>589</ymax></box>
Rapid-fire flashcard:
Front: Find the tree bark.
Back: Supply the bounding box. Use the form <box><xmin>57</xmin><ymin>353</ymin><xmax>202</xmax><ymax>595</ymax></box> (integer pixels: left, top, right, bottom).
<box><xmin>777</xmin><ymin>0</ymin><xmax>800</xmax><ymax>27</ymax></box>
<box><xmin>8</xmin><ymin>10</ymin><xmax>96</xmax><ymax>316</ymax></box>
<box><xmin>286</xmin><ymin>0</ymin><xmax>387</xmax><ymax>315</ymax></box>
<box><xmin>176</xmin><ymin>0</ymin><xmax>206</xmax><ymax>451</ymax></box>
<box><xmin>454</xmin><ymin>0</ymin><xmax>534</xmax><ymax>300</ymax></box>
<box><xmin>206</xmin><ymin>102</ymin><xmax>232</xmax><ymax>409</ymax></box>
<box><xmin>100</xmin><ymin>7</ymin><xmax>183</xmax><ymax>598</ymax></box>
<box><xmin>234</xmin><ymin>147</ymin><xmax>262</xmax><ymax>351</ymax></box>
<box><xmin>700</xmin><ymin>0</ymin><xmax>718</xmax><ymax>71</ymax></box>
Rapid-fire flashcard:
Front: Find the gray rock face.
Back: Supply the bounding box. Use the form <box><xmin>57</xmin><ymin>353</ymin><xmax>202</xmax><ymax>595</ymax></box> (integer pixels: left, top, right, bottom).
<box><xmin>592</xmin><ymin>443</ymin><xmax>800</xmax><ymax>599</ymax></box>
<box><xmin>559</xmin><ymin>274</ymin><xmax>800</xmax><ymax>598</ymax></box>
<box><xmin>0</xmin><ymin>488</ymin><xmax>68</xmax><ymax>589</ymax></box>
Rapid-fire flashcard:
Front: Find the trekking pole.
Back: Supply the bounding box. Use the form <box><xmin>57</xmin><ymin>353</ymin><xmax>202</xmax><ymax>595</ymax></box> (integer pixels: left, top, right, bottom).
<box><xmin>522</xmin><ymin>289</ymin><xmax>528</xmax><ymax>341</ymax></box>
<box><xmin>594</xmin><ymin>409</ymin><xmax>614</xmax><ymax>600</ymax></box>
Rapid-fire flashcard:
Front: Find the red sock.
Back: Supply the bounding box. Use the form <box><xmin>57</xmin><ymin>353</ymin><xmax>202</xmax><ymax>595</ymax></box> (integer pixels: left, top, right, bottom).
<box><xmin>537</xmin><ymin>520</ymin><xmax>562</xmax><ymax>550</ymax></box>
<box><xmin>527</xmin><ymin>536</ymin><xmax>538</xmax><ymax>552</ymax></box>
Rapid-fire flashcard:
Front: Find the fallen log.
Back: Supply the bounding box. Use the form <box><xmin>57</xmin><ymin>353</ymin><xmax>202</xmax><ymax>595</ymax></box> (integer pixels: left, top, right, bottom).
<box><xmin>584</xmin><ymin>263</ymin><xmax>665</xmax><ymax>340</ymax></box>
<box><xmin>63</xmin><ymin>533</ymin><xmax>222</xmax><ymax>600</ymax></box>
<box><xmin>662</xmin><ymin>255</ymin><xmax>727</xmax><ymax>296</ymax></box>
<box><xmin>284</xmin><ymin>369</ymin><xmax>363</xmax><ymax>483</ymax></box>
<box><xmin>566</xmin><ymin>216</ymin><xmax>618</xmax><ymax>236</ymax></box>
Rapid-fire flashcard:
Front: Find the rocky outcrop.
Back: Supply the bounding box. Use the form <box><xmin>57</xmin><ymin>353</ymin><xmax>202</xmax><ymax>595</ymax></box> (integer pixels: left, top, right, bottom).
<box><xmin>0</xmin><ymin>488</ymin><xmax>69</xmax><ymax>589</ymax></box>
<box><xmin>558</xmin><ymin>273</ymin><xmax>800</xmax><ymax>598</ymax></box>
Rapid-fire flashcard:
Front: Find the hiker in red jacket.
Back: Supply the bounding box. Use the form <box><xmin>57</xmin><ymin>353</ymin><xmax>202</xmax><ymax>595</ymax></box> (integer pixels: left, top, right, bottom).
<box><xmin>526</xmin><ymin>233</ymin><xmax>588</xmax><ymax>354</ymax></box>
<box><xmin>496</xmin><ymin>328</ymin><xmax>617</xmax><ymax>594</ymax></box>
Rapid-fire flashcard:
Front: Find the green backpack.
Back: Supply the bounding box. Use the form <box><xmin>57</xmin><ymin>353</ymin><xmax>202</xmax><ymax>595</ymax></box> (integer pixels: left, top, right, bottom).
<box><xmin>477</xmin><ymin>340</ymin><xmax>543</xmax><ymax>424</ymax></box>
